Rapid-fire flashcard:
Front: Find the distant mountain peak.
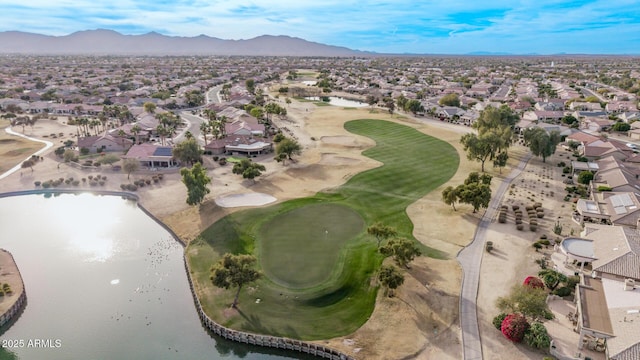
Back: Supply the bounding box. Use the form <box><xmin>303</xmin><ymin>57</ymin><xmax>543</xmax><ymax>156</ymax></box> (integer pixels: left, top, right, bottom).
<box><xmin>0</xmin><ymin>29</ymin><xmax>368</xmax><ymax>56</ymax></box>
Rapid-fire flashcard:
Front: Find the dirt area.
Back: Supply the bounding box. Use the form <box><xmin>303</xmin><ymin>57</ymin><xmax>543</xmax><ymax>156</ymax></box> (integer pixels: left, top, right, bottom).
<box><xmin>0</xmin><ymin>95</ymin><xmax>582</xmax><ymax>359</ymax></box>
<box><xmin>477</xmin><ymin>147</ymin><xmax>584</xmax><ymax>360</ymax></box>
<box><xmin>0</xmin><ymin>249</ymin><xmax>24</xmax><ymax>316</ymax></box>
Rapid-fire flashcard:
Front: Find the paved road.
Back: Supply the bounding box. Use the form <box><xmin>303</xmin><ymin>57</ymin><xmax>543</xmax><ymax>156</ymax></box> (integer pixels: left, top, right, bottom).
<box><xmin>457</xmin><ymin>152</ymin><xmax>532</xmax><ymax>360</ymax></box>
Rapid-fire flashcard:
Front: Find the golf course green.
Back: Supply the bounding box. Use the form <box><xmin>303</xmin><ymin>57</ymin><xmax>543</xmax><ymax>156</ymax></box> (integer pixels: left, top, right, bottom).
<box><xmin>186</xmin><ymin>119</ymin><xmax>459</xmax><ymax>340</ymax></box>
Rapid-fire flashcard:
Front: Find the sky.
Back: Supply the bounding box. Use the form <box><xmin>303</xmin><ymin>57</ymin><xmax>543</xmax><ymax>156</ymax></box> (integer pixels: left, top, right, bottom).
<box><xmin>1</xmin><ymin>0</ymin><xmax>639</xmax><ymax>54</ymax></box>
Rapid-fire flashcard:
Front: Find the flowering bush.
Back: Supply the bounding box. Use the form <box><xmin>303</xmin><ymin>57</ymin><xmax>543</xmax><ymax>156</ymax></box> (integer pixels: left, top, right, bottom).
<box><xmin>501</xmin><ymin>313</ymin><xmax>530</xmax><ymax>342</ymax></box>
<box><xmin>523</xmin><ymin>276</ymin><xmax>545</xmax><ymax>289</ymax></box>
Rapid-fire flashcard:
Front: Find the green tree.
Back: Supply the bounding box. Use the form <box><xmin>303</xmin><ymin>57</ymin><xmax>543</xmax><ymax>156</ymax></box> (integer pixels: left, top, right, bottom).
<box><xmin>523</xmin><ymin>128</ymin><xmax>561</xmax><ymax>163</ymax></box>
<box><xmin>538</xmin><ymin>269</ymin><xmax>567</xmax><ymax>291</ymax></box>
<box><xmin>378</xmin><ymin>265</ymin><xmax>405</xmax><ymax>297</ymax></box>
<box><xmin>578</xmin><ymin>170</ymin><xmax>594</xmax><ymax>185</ymax></box>
<box><xmin>367</xmin><ymin>223</ymin><xmax>398</xmax><ymax>248</ymax></box>
<box><xmin>275</xmin><ymin>137</ymin><xmax>302</xmax><ymax>164</ymax></box>
<box><xmin>122</xmin><ymin>158</ymin><xmax>139</xmax><ymax>179</ymax></box>
<box><xmin>200</xmin><ymin>121</ymin><xmax>211</xmax><ymax>145</ymax></box>
<box><xmin>460</xmin><ymin>132</ymin><xmax>502</xmax><ymax>172</ymax></box>
<box><xmin>561</xmin><ymin>115</ymin><xmax>578</xmax><ymax>126</ymax></box>
<box><xmin>456</xmin><ymin>182</ymin><xmax>491</xmax><ymax>213</ymax></box>
<box><xmin>180</xmin><ymin>162</ymin><xmax>211</xmax><ymax>205</ymax></box>
<box><xmin>232</xmin><ymin>159</ymin><xmax>266</xmax><ymax>182</ymax></box>
<box><xmin>493</xmin><ymin>151</ymin><xmax>509</xmax><ymax>174</ymax></box>
<box><xmin>210</xmin><ymin>253</ymin><xmax>261</xmax><ymax>308</ymax></box>
<box><xmin>612</xmin><ymin>122</ymin><xmax>631</xmax><ymax>132</ymax></box>
<box><xmin>173</xmin><ymin>138</ymin><xmax>202</xmax><ymax>166</ymax></box>
<box><xmin>441</xmin><ymin>185</ymin><xmax>459</xmax><ymax>211</ymax></box>
<box><xmin>379</xmin><ymin>238</ymin><xmax>421</xmax><ymax>268</ymax></box>
<box><xmin>405</xmin><ymin>99</ymin><xmax>424</xmax><ymax>115</ymax></box>
<box><xmin>439</xmin><ymin>93</ymin><xmax>460</xmax><ymax>107</ymax></box>
<box><xmin>245</xmin><ymin>79</ymin><xmax>256</xmax><ymax>94</ymax></box>
<box><xmin>496</xmin><ymin>284</ymin><xmax>550</xmax><ymax>321</ymax></box>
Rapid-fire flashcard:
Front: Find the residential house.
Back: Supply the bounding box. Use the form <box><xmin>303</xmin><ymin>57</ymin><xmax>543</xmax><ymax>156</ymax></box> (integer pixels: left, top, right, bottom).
<box><xmin>77</xmin><ymin>133</ymin><xmax>132</xmax><ymax>153</ymax></box>
<box><xmin>571</xmin><ymin>224</ymin><xmax>640</xmax><ymax>360</ymax></box>
<box><xmin>205</xmin><ymin>135</ymin><xmax>272</xmax><ymax>156</ymax></box>
<box><xmin>123</xmin><ymin>143</ymin><xmax>177</xmax><ymax>168</ymax></box>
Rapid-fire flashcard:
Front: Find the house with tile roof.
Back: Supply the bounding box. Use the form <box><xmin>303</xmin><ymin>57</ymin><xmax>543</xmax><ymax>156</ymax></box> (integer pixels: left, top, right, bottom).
<box><xmin>567</xmin><ymin>225</ymin><xmax>640</xmax><ymax>359</ymax></box>
<box><xmin>123</xmin><ymin>143</ymin><xmax>177</xmax><ymax>168</ymax></box>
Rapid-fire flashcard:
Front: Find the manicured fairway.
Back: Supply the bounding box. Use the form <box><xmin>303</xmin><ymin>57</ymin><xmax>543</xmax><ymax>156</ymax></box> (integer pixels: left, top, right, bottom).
<box><xmin>186</xmin><ymin>119</ymin><xmax>459</xmax><ymax>340</ymax></box>
<box><xmin>259</xmin><ymin>203</ymin><xmax>365</xmax><ymax>288</ymax></box>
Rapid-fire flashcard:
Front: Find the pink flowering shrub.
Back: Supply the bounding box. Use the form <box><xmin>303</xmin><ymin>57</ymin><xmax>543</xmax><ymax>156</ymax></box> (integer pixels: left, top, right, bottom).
<box><xmin>501</xmin><ymin>313</ymin><xmax>530</xmax><ymax>342</ymax></box>
<box><xmin>523</xmin><ymin>276</ymin><xmax>544</xmax><ymax>289</ymax></box>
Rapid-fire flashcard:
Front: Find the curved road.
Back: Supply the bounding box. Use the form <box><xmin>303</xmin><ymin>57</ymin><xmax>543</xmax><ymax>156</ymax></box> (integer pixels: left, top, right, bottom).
<box><xmin>0</xmin><ymin>127</ymin><xmax>53</xmax><ymax>180</ymax></box>
<box><xmin>457</xmin><ymin>152</ymin><xmax>532</xmax><ymax>360</ymax></box>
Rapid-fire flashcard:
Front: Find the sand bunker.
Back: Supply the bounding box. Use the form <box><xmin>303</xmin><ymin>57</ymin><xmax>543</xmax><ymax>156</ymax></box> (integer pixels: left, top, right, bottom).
<box><xmin>320</xmin><ymin>135</ymin><xmax>359</xmax><ymax>147</ymax></box>
<box><xmin>215</xmin><ymin>193</ymin><xmax>277</xmax><ymax>208</ymax></box>
<box><xmin>319</xmin><ymin>153</ymin><xmax>361</xmax><ymax>166</ymax></box>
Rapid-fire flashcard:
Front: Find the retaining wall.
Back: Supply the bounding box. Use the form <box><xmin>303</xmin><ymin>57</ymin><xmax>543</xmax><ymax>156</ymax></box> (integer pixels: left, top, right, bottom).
<box><xmin>0</xmin><ymin>250</ymin><xmax>27</xmax><ymax>328</ymax></box>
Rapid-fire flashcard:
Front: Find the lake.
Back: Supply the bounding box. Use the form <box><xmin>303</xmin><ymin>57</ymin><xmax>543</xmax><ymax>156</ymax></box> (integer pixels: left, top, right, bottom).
<box><xmin>304</xmin><ymin>96</ymin><xmax>368</xmax><ymax>108</ymax></box>
<box><xmin>0</xmin><ymin>193</ymin><xmax>313</xmax><ymax>360</ymax></box>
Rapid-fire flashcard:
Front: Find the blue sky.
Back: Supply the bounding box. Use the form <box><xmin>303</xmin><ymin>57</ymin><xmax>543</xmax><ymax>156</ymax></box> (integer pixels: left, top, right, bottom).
<box><xmin>1</xmin><ymin>0</ymin><xmax>639</xmax><ymax>54</ymax></box>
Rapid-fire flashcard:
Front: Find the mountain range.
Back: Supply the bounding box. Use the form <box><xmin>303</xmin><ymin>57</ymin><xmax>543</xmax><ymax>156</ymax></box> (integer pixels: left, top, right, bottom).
<box><xmin>0</xmin><ymin>29</ymin><xmax>369</xmax><ymax>56</ymax></box>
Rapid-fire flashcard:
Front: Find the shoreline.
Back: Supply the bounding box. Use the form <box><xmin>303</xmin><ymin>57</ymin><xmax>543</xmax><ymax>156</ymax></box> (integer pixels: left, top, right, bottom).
<box><xmin>0</xmin><ymin>249</ymin><xmax>27</xmax><ymax>330</ymax></box>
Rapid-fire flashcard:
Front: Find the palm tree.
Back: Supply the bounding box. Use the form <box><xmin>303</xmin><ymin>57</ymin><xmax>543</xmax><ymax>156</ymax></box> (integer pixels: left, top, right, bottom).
<box><xmin>217</xmin><ymin>116</ymin><xmax>228</xmax><ymax>138</ymax></box>
<box><xmin>117</xmin><ymin>129</ymin><xmax>127</xmax><ymax>150</ymax></box>
<box><xmin>200</xmin><ymin>122</ymin><xmax>211</xmax><ymax>145</ymax></box>
<box><xmin>131</xmin><ymin>124</ymin><xmax>141</xmax><ymax>145</ymax></box>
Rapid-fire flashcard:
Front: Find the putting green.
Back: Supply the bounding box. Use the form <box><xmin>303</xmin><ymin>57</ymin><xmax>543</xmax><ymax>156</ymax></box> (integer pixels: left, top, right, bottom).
<box><xmin>259</xmin><ymin>203</ymin><xmax>365</xmax><ymax>288</ymax></box>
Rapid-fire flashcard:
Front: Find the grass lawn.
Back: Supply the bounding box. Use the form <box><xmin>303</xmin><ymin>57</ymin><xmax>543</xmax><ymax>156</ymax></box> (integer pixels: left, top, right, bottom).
<box><xmin>186</xmin><ymin>119</ymin><xmax>459</xmax><ymax>339</ymax></box>
<box><xmin>259</xmin><ymin>203</ymin><xmax>365</xmax><ymax>288</ymax></box>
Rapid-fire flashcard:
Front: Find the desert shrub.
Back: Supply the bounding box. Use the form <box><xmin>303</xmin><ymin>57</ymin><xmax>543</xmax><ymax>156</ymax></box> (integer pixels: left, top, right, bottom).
<box><xmin>145</xmin><ymin>179</ymin><xmax>151</xmax><ymax>185</ymax></box>
<box><xmin>530</xmin><ymin>219</ymin><xmax>538</xmax><ymax>225</ymax></box>
<box><xmin>536</xmin><ymin>211</ymin><xmax>544</xmax><ymax>218</ymax></box>
<box><xmin>540</xmin><ymin>234</ymin><xmax>548</xmax><ymax>240</ymax></box>
<box><xmin>486</xmin><ymin>241</ymin><xmax>494</xmax><ymax>252</ymax></box>
<box><xmin>562</xmin><ymin>166</ymin><xmax>571</xmax><ymax>174</ymax></box>
<box><xmin>523</xmin><ymin>276</ymin><xmax>545</xmax><ymax>289</ymax></box>
<box><xmin>72</xmin><ymin>180</ymin><xmax>80</xmax><ymax>186</ymax></box>
<box><xmin>533</xmin><ymin>242</ymin><xmax>543</xmax><ymax>250</ymax></box>
<box><xmin>512</xmin><ymin>205</ymin><xmax>520</xmax><ymax>211</ymax></box>
<box><xmin>213</xmin><ymin>156</ymin><xmax>219</xmax><ymax>161</ymax></box>
<box><xmin>517</xmin><ymin>224</ymin><xmax>524</xmax><ymax>231</ymax></box>
<box><xmin>34</xmin><ymin>181</ymin><xmax>41</xmax><ymax>187</ymax></box>
<box><xmin>498</xmin><ymin>216</ymin><xmax>507</xmax><ymax>224</ymax></box>
<box><xmin>557</xmin><ymin>161</ymin><xmax>566</xmax><ymax>167</ymax></box>
<box><xmin>501</xmin><ymin>314</ymin><xmax>529</xmax><ymax>342</ymax></box>
<box><xmin>89</xmin><ymin>181</ymin><xmax>98</xmax><ymax>187</ymax></box>
<box><xmin>538</xmin><ymin>239</ymin><xmax>550</xmax><ymax>246</ymax></box>
<box><xmin>530</xmin><ymin>224</ymin><xmax>538</xmax><ymax>232</ymax></box>
<box><xmin>98</xmin><ymin>180</ymin><xmax>105</xmax><ymax>186</ymax></box>
<box><xmin>566</xmin><ymin>275</ymin><xmax>580</xmax><ymax>289</ymax></box>
<box><xmin>515</xmin><ymin>218</ymin><xmax>523</xmax><ymax>225</ymax></box>
<box><xmin>524</xmin><ymin>322</ymin><xmax>551</xmax><ymax>349</ymax></box>
<box><xmin>554</xmin><ymin>286</ymin><xmax>572</xmax><ymax>297</ymax></box>
<box><xmin>126</xmin><ymin>184</ymin><xmax>138</xmax><ymax>191</ymax></box>
<box><xmin>492</xmin><ymin>313</ymin><xmax>508</xmax><ymax>330</ymax></box>
<box><xmin>597</xmin><ymin>185</ymin><xmax>612</xmax><ymax>192</ymax></box>
<box><xmin>42</xmin><ymin>181</ymin><xmax>51</xmax><ymax>188</ymax></box>
<box><xmin>526</xmin><ymin>205</ymin><xmax>534</xmax><ymax>211</ymax></box>
<box><xmin>120</xmin><ymin>184</ymin><xmax>127</xmax><ymax>190</ymax></box>
<box><xmin>218</xmin><ymin>158</ymin><xmax>227</xmax><ymax>166</ymax></box>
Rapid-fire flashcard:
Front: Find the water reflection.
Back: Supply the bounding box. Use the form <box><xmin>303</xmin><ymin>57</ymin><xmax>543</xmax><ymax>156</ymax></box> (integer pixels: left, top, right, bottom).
<box><xmin>0</xmin><ymin>194</ymin><xmax>314</xmax><ymax>360</ymax></box>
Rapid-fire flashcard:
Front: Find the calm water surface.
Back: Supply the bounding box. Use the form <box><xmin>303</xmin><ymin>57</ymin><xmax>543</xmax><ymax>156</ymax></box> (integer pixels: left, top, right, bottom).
<box><xmin>0</xmin><ymin>193</ymin><xmax>311</xmax><ymax>360</ymax></box>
